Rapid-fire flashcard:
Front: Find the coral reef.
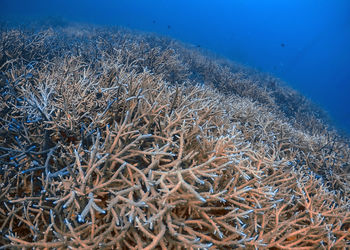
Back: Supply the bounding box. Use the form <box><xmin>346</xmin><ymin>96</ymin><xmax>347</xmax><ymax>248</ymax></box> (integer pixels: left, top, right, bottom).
<box><xmin>0</xmin><ymin>25</ymin><xmax>349</xmax><ymax>249</ymax></box>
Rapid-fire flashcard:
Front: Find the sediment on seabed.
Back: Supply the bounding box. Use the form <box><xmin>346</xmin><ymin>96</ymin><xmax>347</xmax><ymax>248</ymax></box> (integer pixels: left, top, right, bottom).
<box><xmin>0</xmin><ymin>24</ymin><xmax>349</xmax><ymax>249</ymax></box>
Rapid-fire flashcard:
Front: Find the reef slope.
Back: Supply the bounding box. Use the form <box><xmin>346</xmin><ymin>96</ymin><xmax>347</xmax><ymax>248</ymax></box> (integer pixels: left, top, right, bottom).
<box><xmin>0</xmin><ymin>25</ymin><xmax>349</xmax><ymax>249</ymax></box>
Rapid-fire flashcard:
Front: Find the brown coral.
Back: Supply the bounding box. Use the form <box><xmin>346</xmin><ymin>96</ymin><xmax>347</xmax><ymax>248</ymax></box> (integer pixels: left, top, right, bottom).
<box><xmin>0</xmin><ymin>24</ymin><xmax>349</xmax><ymax>249</ymax></box>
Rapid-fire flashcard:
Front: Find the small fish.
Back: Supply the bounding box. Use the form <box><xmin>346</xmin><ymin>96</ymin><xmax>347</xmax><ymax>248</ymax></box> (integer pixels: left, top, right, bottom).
<box><xmin>167</xmin><ymin>25</ymin><xmax>171</xmax><ymax>29</ymax></box>
<box><xmin>281</xmin><ymin>43</ymin><xmax>285</xmax><ymax>47</ymax></box>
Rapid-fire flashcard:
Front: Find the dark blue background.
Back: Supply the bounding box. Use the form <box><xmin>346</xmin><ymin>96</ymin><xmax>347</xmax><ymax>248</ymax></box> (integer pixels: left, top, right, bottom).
<box><xmin>2</xmin><ymin>0</ymin><xmax>350</xmax><ymax>134</ymax></box>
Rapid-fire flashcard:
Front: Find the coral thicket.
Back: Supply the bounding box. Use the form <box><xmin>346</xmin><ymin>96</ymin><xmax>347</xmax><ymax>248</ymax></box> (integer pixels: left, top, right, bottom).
<box><xmin>0</xmin><ymin>25</ymin><xmax>349</xmax><ymax>249</ymax></box>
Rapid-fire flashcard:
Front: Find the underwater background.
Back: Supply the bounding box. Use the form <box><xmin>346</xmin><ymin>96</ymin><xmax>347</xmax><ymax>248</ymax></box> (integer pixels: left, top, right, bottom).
<box><xmin>2</xmin><ymin>1</ymin><xmax>350</xmax><ymax>248</ymax></box>
<box><xmin>1</xmin><ymin>0</ymin><xmax>350</xmax><ymax>134</ymax></box>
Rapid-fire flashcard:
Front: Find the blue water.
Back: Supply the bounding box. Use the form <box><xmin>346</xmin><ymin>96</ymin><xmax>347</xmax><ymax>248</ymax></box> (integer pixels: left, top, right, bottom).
<box><xmin>2</xmin><ymin>0</ymin><xmax>350</xmax><ymax>134</ymax></box>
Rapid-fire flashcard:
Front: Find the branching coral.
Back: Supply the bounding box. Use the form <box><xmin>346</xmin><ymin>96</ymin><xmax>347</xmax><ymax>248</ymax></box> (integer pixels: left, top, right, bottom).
<box><xmin>0</xmin><ymin>24</ymin><xmax>349</xmax><ymax>249</ymax></box>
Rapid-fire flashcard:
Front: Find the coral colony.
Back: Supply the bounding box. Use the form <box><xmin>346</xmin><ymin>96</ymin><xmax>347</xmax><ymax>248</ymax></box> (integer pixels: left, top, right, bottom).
<box><xmin>0</xmin><ymin>25</ymin><xmax>349</xmax><ymax>249</ymax></box>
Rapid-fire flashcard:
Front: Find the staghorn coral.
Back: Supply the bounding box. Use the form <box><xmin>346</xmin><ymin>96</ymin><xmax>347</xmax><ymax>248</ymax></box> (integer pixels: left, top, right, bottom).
<box><xmin>0</xmin><ymin>24</ymin><xmax>349</xmax><ymax>249</ymax></box>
